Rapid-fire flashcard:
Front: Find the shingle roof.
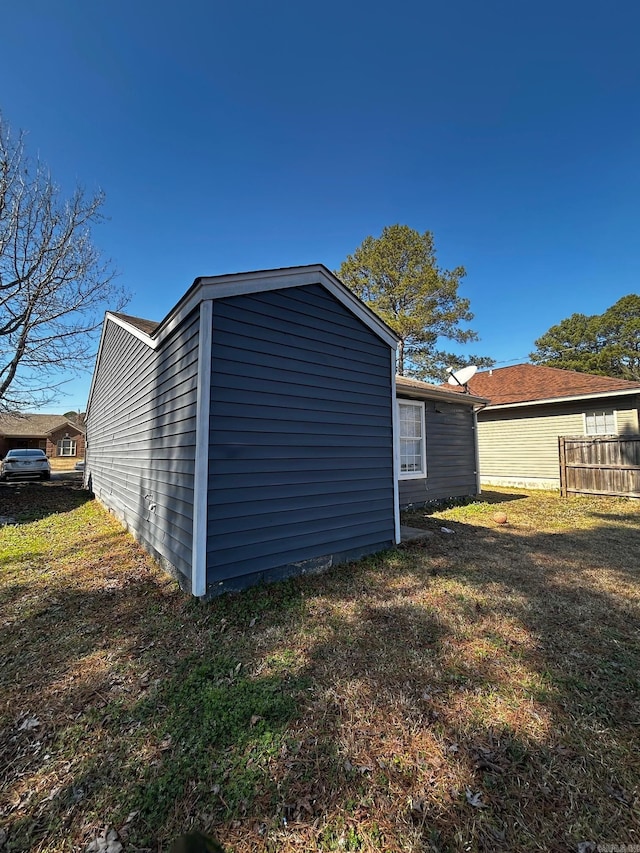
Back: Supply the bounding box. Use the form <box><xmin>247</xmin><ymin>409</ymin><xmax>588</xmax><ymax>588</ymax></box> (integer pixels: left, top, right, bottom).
<box><xmin>0</xmin><ymin>414</ymin><xmax>86</xmax><ymax>437</ymax></box>
<box><xmin>464</xmin><ymin>364</ymin><xmax>640</xmax><ymax>406</ymax></box>
<box><xmin>396</xmin><ymin>375</ymin><xmax>488</xmax><ymax>406</ymax></box>
<box><xmin>111</xmin><ymin>312</ymin><xmax>159</xmax><ymax>335</ymax></box>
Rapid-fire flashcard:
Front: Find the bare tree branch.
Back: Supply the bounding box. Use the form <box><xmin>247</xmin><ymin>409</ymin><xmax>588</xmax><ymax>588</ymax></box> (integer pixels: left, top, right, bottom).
<box><xmin>0</xmin><ymin>112</ymin><xmax>128</xmax><ymax>410</ymax></box>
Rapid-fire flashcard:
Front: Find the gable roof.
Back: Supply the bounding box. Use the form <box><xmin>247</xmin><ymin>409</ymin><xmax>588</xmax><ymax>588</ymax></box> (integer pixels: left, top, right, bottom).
<box><xmin>107</xmin><ymin>265</ymin><xmax>398</xmax><ymax>351</ymax></box>
<box><xmin>465</xmin><ymin>364</ymin><xmax>640</xmax><ymax>408</ymax></box>
<box><xmin>110</xmin><ymin>312</ymin><xmax>159</xmax><ymax>336</ymax></box>
<box><xmin>0</xmin><ymin>413</ymin><xmax>86</xmax><ymax>437</ymax></box>
<box><xmin>88</xmin><ymin>265</ymin><xmax>399</xmax><ymax>413</ymax></box>
<box><xmin>396</xmin><ymin>375</ymin><xmax>488</xmax><ymax>407</ymax></box>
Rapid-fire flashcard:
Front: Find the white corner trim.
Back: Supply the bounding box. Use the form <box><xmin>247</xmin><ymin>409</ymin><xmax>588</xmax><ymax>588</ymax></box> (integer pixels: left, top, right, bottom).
<box><xmin>192</xmin><ymin>300</ymin><xmax>213</xmax><ymax>597</ymax></box>
<box><xmin>391</xmin><ymin>357</ymin><xmax>401</xmax><ymax>545</ymax></box>
<box><xmin>472</xmin><ymin>408</ymin><xmax>481</xmax><ymax>494</ymax></box>
<box><xmin>397</xmin><ymin>399</ymin><xmax>427</xmax><ymax>480</ymax></box>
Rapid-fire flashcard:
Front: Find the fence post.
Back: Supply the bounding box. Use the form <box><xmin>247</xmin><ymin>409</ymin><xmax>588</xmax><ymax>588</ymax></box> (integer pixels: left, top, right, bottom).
<box><xmin>558</xmin><ymin>436</ymin><xmax>567</xmax><ymax>497</ymax></box>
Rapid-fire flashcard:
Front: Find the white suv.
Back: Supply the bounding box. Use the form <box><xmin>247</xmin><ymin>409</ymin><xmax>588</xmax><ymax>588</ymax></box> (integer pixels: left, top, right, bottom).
<box><xmin>0</xmin><ymin>449</ymin><xmax>51</xmax><ymax>481</ymax></box>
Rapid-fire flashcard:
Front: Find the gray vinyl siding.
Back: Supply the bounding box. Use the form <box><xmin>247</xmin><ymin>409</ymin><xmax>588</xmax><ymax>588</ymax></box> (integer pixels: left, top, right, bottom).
<box><xmin>206</xmin><ymin>284</ymin><xmax>394</xmax><ymax>590</ymax></box>
<box><xmin>398</xmin><ymin>399</ymin><xmax>478</xmax><ymax>507</ymax></box>
<box><xmin>86</xmin><ymin>311</ymin><xmax>199</xmax><ymax>580</ymax></box>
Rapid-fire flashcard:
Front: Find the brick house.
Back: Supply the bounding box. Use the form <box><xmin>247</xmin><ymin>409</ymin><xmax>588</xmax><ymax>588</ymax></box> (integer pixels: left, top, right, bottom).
<box><xmin>0</xmin><ymin>414</ymin><xmax>86</xmax><ymax>459</ymax></box>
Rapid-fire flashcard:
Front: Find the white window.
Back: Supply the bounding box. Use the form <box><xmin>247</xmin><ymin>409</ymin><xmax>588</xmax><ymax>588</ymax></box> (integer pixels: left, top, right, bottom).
<box><xmin>57</xmin><ymin>437</ymin><xmax>77</xmax><ymax>457</ymax></box>
<box><xmin>584</xmin><ymin>409</ymin><xmax>617</xmax><ymax>435</ymax></box>
<box><xmin>398</xmin><ymin>400</ymin><xmax>426</xmax><ymax>478</ymax></box>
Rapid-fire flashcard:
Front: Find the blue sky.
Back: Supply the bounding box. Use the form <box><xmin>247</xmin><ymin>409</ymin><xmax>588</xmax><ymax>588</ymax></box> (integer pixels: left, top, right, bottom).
<box><xmin>2</xmin><ymin>0</ymin><xmax>639</xmax><ymax>411</ymax></box>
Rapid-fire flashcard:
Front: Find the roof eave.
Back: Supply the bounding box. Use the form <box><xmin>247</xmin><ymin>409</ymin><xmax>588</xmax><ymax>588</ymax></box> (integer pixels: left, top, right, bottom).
<box><xmin>397</xmin><ymin>383</ymin><xmax>488</xmax><ymax>407</ymax></box>
<box><xmin>106</xmin><ymin>265</ymin><xmax>400</xmax><ymax>351</ymax></box>
<box><xmin>484</xmin><ymin>387</ymin><xmax>640</xmax><ymax>410</ymax></box>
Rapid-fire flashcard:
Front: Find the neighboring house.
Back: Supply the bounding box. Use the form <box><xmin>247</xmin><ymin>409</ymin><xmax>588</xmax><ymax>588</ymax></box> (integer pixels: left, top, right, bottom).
<box><xmin>395</xmin><ymin>376</ymin><xmax>487</xmax><ymax>507</ymax></box>
<box><xmin>0</xmin><ymin>414</ymin><xmax>86</xmax><ymax>460</ymax></box>
<box><xmin>463</xmin><ymin>364</ymin><xmax>640</xmax><ymax>489</ymax></box>
<box><xmin>86</xmin><ymin>265</ymin><xmax>400</xmax><ymax>597</ymax></box>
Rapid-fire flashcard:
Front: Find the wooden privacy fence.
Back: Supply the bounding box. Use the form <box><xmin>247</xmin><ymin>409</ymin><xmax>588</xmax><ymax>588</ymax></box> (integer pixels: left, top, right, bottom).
<box><xmin>559</xmin><ymin>435</ymin><xmax>640</xmax><ymax>498</ymax></box>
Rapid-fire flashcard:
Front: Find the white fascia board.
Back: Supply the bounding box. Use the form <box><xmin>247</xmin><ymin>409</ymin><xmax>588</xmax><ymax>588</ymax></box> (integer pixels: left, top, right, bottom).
<box><xmin>98</xmin><ymin>266</ymin><xmax>399</xmax><ymax>358</ymax></box>
<box><xmin>192</xmin><ymin>299</ymin><xmax>213</xmax><ymax>597</ymax></box>
<box><xmin>485</xmin><ymin>387</ymin><xmax>640</xmax><ymax>410</ymax></box>
<box><xmin>151</xmin><ymin>266</ymin><xmax>399</xmax><ymax>351</ymax></box>
<box><xmin>197</xmin><ymin>266</ymin><xmax>399</xmax><ymax>349</ymax></box>
<box><xmin>391</xmin><ymin>358</ymin><xmax>401</xmax><ymax>545</ymax></box>
<box><xmin>104</xmin><ymin>312</ymin><xmax>160</xmax><ymax>349</ymax></box>
<box><xmin>85</xmin><ymin>313</ymin><xmax>159</xmax><ymax>415</ymax></box>
<box><xmin>396</xmin><ymin>386</ymin><xmax>488</xmax><ymax>407</ymax></box>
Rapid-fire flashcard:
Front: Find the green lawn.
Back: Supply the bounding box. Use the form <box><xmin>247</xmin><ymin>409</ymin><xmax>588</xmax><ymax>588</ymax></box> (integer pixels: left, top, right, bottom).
<box><xmin>1</xmin><ymin>482</ymin><xmax>639</xmax><ymax>852</ymax></box>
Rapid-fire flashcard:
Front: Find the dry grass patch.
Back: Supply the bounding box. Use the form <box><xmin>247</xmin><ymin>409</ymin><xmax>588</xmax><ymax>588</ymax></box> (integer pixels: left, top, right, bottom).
<box><xmin>1</xmin><ymin>483</ymin><xmax>639</xmax><ymax>852</ymax></box>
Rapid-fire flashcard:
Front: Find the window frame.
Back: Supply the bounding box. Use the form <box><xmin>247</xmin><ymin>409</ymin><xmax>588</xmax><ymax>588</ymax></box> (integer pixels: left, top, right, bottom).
<box><xmin>583</xmin><ymin>409</ymin><xmax>617</xmax><ymax>436</ymax></box>
<box><xmin>57</xmin><ymin>437</ymin><xmax>77</xmax><ymax>457</ymax></box>
<box><xmin>397</xmin><ymin>399</ymin><xmax>427</xmax><ymax>480</ymax></box>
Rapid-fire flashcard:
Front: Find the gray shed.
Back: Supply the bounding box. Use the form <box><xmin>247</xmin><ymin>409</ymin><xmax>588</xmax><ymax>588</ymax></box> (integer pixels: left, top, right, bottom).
<box><xmin>86</xmin><ymin>265</ymin><xmax>400</xmax><ymax>596</ymax></box>
<box><xmin>395</xmin><ymin>376</ymin><xmax>487</xmax><ymax>507</ymax></box>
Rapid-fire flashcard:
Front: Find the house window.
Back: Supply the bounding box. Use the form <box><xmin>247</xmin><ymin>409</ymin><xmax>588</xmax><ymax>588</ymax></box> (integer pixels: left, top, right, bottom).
<box><xmin>584</xmin><ymin>409</ymin><xmax>617</xmax><ymax>435</ymax></box>
<box><xmin>398</xmin><ymin>400</ymin><xmax>426</xmax><ymax>478</ymax></box>
<box><xmin>57</xmin><ymin>437</ymin><xmax>77</xmax><ymax>457</ymax></box>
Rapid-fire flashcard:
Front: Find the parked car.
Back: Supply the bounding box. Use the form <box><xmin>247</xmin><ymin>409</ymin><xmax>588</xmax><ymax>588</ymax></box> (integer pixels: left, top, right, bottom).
<box><xmin>0</xmin><ymin>449</ymin><xmax>51</xmax><ymax>481</ymax></box>
<box><xmin>74</xmin><ymin>460</ymin><xmax>85</xmax><ymax>472</ymax></box>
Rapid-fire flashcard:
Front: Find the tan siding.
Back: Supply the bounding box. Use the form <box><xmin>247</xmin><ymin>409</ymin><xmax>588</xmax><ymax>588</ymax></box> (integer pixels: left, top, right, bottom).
<box><xmin>478</xmin><ymin>410</ymin><xmax>583</xmax><ymax>480</ymax></box>
<box><xmin>477</xmin><ymin>395</ymin><xmax>640</xmax><ymax>487</ymax></box>
<box><xmin>617</xmin><ymin>407</ymin><xmax>640</xmax><ymax>434</ymax></box>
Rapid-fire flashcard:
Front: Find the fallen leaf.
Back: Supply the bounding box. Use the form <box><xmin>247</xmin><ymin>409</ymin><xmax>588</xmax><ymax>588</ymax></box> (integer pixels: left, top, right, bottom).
<box><xmin>18</xmin><ymin>716</ymin><xmax>40</xmax><ymax>731</ymax></box>
<box><xmin>465</xmin><ymin>788</ymin><xmax>488</xmax><ymax>809</ymax></box>
<box><xmin>250</xmin><ymin>715</ymin><xmax>263</xmax><ymax>727</ymax></box>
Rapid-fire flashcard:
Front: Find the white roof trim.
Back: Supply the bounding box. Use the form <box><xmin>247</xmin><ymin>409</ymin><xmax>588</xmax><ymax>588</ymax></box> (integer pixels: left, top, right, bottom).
<box><xmin>115</xmin><ymin>265</ymin><xmax>398</xmax><ymax>353</ymax></box>
<box><xmin>485</xmin><ymin>387</ymin><xmax>640</xmax><ymax>410</ymax></box>
<box><xmin>396</xmin><ymin>382</ymin><xmax>487</xmax><ymax>407</ymax></box>
<box><xmin>87</xmin><ymin>266</ymin><xmax>399</xmax><ymax>414</ymax></box>
<box><xmin>104</xmin><ymin>312</ymin><xmax>160</xmax><ymax>349</ymax></box>
<box><xmin>85</xmin><ymin>313</ymin><xmax>159</xmax><ymax>414</ymax></box>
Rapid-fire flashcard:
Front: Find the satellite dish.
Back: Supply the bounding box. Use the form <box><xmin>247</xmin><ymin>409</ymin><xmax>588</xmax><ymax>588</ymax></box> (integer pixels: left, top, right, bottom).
<box><xmin>447</xmin><ymin>364</ymin><xmax>478</xmax><ymax>389</ymax></box>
